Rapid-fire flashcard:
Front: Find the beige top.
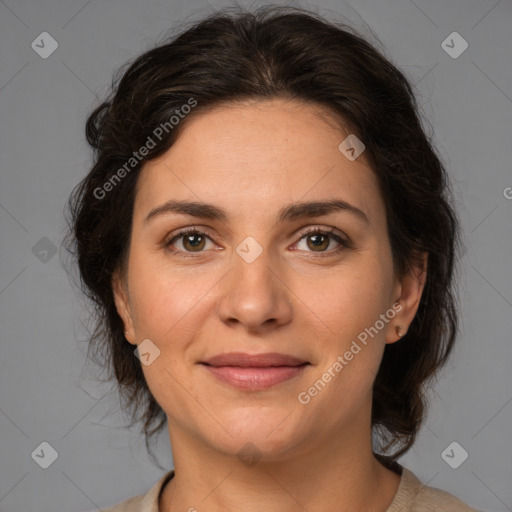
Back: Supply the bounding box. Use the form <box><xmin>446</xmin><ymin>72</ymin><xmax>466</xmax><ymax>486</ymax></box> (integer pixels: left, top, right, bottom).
<box><xmin>102</xmin><ymin>465</ymin><xmax>480</xmax><ymax>512</ymax></box>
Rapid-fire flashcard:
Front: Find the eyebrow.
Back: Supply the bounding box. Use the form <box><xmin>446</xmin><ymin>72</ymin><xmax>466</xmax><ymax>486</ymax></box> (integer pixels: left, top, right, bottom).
<box><xmin>144</xmin><ymin>199</ymin><xmax>370</xmax><ymax>226</ymax></box>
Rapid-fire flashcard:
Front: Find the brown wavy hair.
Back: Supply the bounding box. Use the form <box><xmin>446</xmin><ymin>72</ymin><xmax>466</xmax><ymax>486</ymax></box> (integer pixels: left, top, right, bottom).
<box><xmin>64</xmin><ymin>5</ymin><xmax>461</xmax><ymax>465</ymax></box>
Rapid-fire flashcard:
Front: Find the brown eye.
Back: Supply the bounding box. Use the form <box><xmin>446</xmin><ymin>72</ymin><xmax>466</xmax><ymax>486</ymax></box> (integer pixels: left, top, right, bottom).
<box><xmin>306</xmin><ymin>233</ymin><xmax>330</xmax><ymax>251</ymax></box>
<box><xmin>294</xmin><ymin>227</ymin><xmax>350</xmax><ymax>257</ymax></box>
<box><xmin>165</xmin><ymin>228</ymin><xmax>215</xmax><ymax>255</ymax></box>
<box><xmin>182</xmin><ymin>232</ymin><xmax>206</xmax><ymax>252</ymax></box>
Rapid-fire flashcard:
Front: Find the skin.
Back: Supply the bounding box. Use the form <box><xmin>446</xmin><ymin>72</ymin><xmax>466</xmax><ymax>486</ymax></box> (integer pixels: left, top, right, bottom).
<box><xmin>112</xmin><ymin>98</ymin><xmax>427</xmax><ymax>512</ymax></box>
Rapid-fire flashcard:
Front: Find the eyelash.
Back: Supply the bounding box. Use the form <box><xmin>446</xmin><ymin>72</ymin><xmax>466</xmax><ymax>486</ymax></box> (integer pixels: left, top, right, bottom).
<box><xmin>163</xmin><ymin>226</ymin><xmax>352</xmax><ymax>259</ymax></box>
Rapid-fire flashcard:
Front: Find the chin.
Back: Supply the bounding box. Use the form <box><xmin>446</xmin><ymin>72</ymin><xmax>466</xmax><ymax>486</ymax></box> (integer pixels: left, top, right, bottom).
<box><xmin>202</xmin><ymin>410</ymin><xmax>307</xmax><ymax>461</ymax></box>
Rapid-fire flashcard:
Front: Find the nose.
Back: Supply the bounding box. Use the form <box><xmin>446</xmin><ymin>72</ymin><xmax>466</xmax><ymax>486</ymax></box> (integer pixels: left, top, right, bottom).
<box><xmin>216</xmin><ymin>247</ymin><xmax>293</xmax><ymax>334</ymax></box>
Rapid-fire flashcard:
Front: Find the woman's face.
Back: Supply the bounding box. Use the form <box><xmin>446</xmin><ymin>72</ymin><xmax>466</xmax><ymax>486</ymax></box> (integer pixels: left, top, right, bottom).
<box><xmin>113</xmin><ymin>98</ymin><xmax>423</xmax><ymax>460</ymax></box>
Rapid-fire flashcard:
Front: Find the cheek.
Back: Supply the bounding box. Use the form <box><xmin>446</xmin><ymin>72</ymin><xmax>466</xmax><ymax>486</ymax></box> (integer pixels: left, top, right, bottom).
<box><xmin>130</xmin><ymin>280</ymin><xmax>200</xmax><ymax>342</ymax></box>
<box><xmin>126</xmin><ymin>245</ymin><xmax>207</xmax><ymax>337</ymax></box>
<box><xmin>296</xmin><ymin>257</ymin><xmax>393</xmax><ymax>342</ymax></box>
<box><xmin>293</xmin><ymin>253</ymin><xmax>393</xmax><ymax>403</ymax></box>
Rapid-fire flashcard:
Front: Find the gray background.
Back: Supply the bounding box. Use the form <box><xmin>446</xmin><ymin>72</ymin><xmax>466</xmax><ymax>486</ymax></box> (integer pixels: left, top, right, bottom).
<box><xmin>0</xmin><ymin>0</ymin><xmax>511</xmax><ymax>511</ymax></box>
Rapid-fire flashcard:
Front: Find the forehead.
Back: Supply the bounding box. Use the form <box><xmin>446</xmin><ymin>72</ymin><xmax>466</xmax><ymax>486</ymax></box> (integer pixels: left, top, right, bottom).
<box><xmin>134</xmin><ymin>98</ymin><xmax>384</xmax><ymax>227</ymax></box>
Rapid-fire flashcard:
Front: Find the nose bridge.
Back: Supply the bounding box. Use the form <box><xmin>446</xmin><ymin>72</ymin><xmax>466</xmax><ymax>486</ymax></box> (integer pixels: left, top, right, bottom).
<box><xmin>216</xmin><ymin>239</ymin><xmax>293</xmax><ymax>331</ymax></box>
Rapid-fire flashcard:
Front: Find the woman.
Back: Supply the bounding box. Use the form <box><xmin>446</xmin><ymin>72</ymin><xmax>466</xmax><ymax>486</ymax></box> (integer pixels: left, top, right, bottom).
<box><xmin>66</xmin><ymin>6</ymin><xmax>479</xmax><ymax>511</ymax></box>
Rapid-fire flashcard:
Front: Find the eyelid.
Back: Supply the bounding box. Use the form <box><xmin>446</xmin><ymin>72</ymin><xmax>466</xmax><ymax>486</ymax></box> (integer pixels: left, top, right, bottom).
<box><xmin>293</xmin><ymin>225</ymin><xmax>348</xmax><ymax>243</ymax></box>
<box><xmin>165</xmin><ymin>225</ymin><xmax>221</xmax><ymax>244</ymax></box>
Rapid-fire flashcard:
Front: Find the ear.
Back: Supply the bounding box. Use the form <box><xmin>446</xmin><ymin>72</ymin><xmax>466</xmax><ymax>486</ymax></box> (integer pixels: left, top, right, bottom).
<box><xmin>386</xmin><ymin>251</ymin><xmax>428</xmax><ymax>344</ymax></box>
<box><xmin>112</xmin><ymin>269</ymin><xmax>136</xmax><ymax>345</ymax></box>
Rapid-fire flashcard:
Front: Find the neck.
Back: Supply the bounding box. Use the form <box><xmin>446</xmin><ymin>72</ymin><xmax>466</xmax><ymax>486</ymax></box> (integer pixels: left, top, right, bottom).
<box><xmin>159</xmin><ymin>421</ymin><xmax>400</xmax><ymax>512</ymax></box>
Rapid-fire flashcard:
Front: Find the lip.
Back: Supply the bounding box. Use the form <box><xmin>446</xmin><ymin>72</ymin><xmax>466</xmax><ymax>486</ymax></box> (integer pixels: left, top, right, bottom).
<box><xmin>201</xmin><ymin>352</ymin><xmax>307</xmax><ymax>367</ymax></box>
<box><xmin>200</xmin><ymin>352</ymin><xmax>310</xmax><ymax>390</ymax></box>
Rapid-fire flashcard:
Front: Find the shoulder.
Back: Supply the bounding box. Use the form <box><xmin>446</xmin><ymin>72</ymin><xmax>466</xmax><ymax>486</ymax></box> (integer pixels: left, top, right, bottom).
<box><xmin>100</xmin><ymin>469</ymin><xmax>175</xmax><ymax>512</ymax></box>
<box><xmin>389</xmin><ymin>467</ymin><xmax>481</xmax><ymax>512</ymax></box>
<box><xmin>413</xmin><ymin>482</ymin><xmax>480</xmax><ymax>511</ymax></box>
<box><xmin>101</xmin><ymin>494</ymin><xmax>145</xmax><ymax>512</ymax></box>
